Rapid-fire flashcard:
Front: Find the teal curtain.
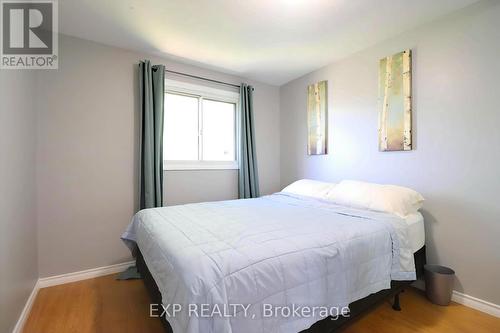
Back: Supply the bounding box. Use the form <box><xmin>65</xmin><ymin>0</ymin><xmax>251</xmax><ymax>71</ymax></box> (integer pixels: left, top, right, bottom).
<box><xmin>239</xmin><ymin>84</ymin><xmax>260</xmax><ymax>198</ymax></box>
<box><xmin>139</xmin><ymin>60</ymin><xmax>165</xmax><ymax>209</ymax></box>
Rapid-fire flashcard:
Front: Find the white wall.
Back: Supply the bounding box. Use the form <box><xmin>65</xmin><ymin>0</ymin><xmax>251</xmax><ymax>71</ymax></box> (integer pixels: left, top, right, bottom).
<box><xmin>280</xmin><ymin>0</ymin><xmax>500</xmax><ymax>304</ymax></box>
<box><xmin>36</xmin><ymin>35</ymin><xmax>281</xmax><ymax>277</ymax></box>
<box><xmin>0</xmin><ymin>71</ymin><xmax>38</xmax><ymax>332</ymax></box>
<box><xmin>164</xmin><ymin>170</ymin><xmax>238</xmax><ymax>205</ymax></box>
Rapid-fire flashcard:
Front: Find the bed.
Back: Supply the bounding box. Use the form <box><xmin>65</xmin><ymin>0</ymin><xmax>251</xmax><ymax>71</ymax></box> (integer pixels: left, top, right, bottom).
<box><xmin>122</xmin><ymin>191</ymin><xmax>426</xmax><ymax>333</ymax></box>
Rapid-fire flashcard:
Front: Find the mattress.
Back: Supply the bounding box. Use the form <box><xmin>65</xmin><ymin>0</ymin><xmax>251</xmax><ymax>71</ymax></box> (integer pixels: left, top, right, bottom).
<box><xmin>122</xmin><ymin>193</ymin><xmax>422</xmax><ymax>333</ymax></box>
<box><xmin>405</xmin><ymin>212</ymin><xmax>425</xmax><ymax>253</ymax></box>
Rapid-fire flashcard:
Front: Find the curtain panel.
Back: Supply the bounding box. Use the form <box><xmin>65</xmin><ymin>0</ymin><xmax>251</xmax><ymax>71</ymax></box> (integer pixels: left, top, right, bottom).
<box><xmin>139</xmin><ymin>60</ymin><xmax>165</xmax><ymax>209</ymax></box>
<box><xmin>239</xmin><ymin>83</ymin><xmax>260</xmax><ymax>198</ymax></box>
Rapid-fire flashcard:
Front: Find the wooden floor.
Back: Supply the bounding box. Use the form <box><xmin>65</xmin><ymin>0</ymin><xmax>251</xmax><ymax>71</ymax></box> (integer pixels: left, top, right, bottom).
<box><xmin>24</xmin><ymin>274</ymin><xmax>500</xmax><ymax>333</ymax></box>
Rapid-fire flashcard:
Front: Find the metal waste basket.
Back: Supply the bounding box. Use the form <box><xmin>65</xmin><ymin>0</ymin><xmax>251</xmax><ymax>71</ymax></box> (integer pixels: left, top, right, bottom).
<box><xmin>424</xmin><ymin>264</ymin><xmax>455</xmax><ymax>306</ymax></box>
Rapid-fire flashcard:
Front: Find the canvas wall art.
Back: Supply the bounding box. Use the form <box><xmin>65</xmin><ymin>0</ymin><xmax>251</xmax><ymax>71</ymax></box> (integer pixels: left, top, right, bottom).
<box><xmin>307</xmin><ymin>80</ymin><xmax>328</xmax><ymax>155</ymax></box>
<box><xmin>378</xmin><ymin>49</ymin><xmax>412</xmax><ymax>151</ymax></box>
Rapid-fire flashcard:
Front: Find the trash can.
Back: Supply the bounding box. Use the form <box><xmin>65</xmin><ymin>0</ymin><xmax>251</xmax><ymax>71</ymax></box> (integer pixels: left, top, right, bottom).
<box><xmin>424</xmin><ymin>264</ymin><xmax>455</xmax><ymax>306</ymax></box>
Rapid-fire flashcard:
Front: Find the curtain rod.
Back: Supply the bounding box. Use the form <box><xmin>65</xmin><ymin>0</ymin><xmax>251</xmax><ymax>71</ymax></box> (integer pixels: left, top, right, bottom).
<box><xmin>165</xmin><ymin>69</ymin><xmax>241</xmax><ymax>89</ymax></box>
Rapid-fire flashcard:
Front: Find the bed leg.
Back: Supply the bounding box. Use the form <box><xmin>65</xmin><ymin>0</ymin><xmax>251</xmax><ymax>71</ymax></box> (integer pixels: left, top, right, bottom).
<box><xmin>392</xmin><ymin>290</ymin><xmax>404</xmax><ymax>311</ymax></box>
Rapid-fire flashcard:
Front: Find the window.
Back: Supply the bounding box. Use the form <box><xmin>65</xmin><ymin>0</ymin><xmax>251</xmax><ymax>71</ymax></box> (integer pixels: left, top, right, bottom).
<box><xmin>163</xmin><ymin>80</ymin><xmax>239</xmax><ymax>170</ymax></box>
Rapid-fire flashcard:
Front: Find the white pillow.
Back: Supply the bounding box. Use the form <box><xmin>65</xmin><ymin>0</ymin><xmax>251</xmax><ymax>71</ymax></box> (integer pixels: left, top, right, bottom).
<box><xmin>281</xmin><ymin>179</ymin><xmax>335</xmax><ymax>199</ymax></box>
<box><xmin>325</xmin><ymin>180</ymin><xmax>424</xmax><ymax>217</ymax></box>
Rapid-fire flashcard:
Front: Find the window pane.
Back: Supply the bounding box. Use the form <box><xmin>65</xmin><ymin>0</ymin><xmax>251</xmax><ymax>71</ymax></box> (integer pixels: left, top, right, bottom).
<box><xmin>164</xmin><ymin>93</ymin><xmax>199</xmax><ymax>160</ymax></box>
<box><xmin>202</xmin><ymin>100</ymin><xmax>236</xmax><ymax>161</ymax></box>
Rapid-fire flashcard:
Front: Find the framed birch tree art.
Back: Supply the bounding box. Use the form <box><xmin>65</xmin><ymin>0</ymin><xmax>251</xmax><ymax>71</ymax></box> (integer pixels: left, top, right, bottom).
<box><xmin>378</xmin><ymin>49</ymin><xmax>412</xmax><ymax>151</ymax></box>
<box><xmin>307</xmin><ymin>80</ymin><xmax>328</xmax><ymax>155</ymax></box>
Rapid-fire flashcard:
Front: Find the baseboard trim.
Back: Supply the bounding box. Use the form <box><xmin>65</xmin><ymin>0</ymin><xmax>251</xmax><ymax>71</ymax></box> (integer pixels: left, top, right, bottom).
<box><xmin>38</xmin><ymin>260</ymin><xmax>135</xmax><ymax>289</ymax></box>
<box><xmin>412</xmin><ymin>279</ymin><xmax>499</xmax><ymax>318</ymax></box>
<box><xmin>13</xmin><ymin>260</ymin><xmax>135</xmax><ymax>333</ymax></box>
<box><xmin>12</xmin><ymin>280</ymin><xmax>39</xmax><ymax>333</ymax></box>
<box><xmin>452</xmin><ymin>290</ymin><xmax>500</xmax><ymax>318</ymax></box>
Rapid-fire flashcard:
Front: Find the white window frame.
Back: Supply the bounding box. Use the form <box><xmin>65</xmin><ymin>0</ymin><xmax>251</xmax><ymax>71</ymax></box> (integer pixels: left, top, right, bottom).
<box><xmin>163</xmin><ymin>79</ymin><xmax>240</xmax><ymax>171</ymax></box>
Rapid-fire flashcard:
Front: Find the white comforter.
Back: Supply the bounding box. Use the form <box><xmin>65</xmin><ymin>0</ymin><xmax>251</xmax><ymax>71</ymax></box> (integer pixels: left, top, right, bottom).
<box><xmin>122</xmin><ymin>193</ymin><xmax>416</xmax><ymax>333</ymax></box>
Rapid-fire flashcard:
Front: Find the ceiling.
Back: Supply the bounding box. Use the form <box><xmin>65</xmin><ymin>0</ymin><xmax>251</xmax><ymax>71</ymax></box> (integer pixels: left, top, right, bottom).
<box><xmin>59</xmin><ymin>0</ymin><xmax>478</xmax><ymax>85</ymax></box>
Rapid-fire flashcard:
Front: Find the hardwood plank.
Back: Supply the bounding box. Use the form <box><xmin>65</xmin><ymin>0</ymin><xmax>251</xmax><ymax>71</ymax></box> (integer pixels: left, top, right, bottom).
<box><xmin>341</xmin><ymin>289</ymin><xmax>500</xmax><ymax>333</ymax></box>
<box><xmin>23</xmin><ymin>274</ymin><xmax>163</xmax><ymax>333</ymax></box>
<box><xmin>23</xmin><ymin>275</ymin><xmax>500</xmax><ymax>333</ymax></box>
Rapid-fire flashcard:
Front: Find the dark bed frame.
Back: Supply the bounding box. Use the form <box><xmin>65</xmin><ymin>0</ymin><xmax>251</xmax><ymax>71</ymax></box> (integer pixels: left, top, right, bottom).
<box><xmin>137</xmin><ymin>246</ymin><xmax>426</xmax><ymax>333</ymax></box>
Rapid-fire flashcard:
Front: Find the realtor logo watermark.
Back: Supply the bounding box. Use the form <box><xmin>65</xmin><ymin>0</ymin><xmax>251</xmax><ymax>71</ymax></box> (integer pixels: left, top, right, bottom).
<box><xmin>1</xmin><ymin>0</ymin><xmax>58</xmax><ymax>69</ymax></box>
<box><xmin>150</xmin><ymin>303</ymin><xmax>351</xmax><ymax>321</ymax></box>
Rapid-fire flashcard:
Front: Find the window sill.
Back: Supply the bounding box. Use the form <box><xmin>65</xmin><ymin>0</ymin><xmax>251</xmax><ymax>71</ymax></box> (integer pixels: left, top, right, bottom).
<box><xmin>163</xmin><ymin>161</ymin><xmax>239</xmax><ymax>171</ymax></box>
